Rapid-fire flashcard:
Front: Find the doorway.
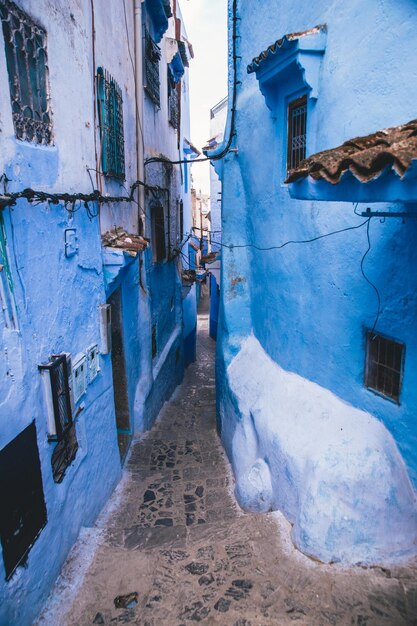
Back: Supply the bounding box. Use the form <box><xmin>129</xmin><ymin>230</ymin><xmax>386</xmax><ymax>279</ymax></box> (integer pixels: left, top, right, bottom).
<box><xmin>108</xmin><ymin>288</ymin><xmax>131</xmax><ymax>462</ymax></box>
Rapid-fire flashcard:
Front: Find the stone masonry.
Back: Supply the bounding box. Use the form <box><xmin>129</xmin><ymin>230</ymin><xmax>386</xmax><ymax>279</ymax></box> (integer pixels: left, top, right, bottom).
<box><xmin>37</xmin><ymin>299</ymin><xmax>417</xmax><ymax>626</ymax></box>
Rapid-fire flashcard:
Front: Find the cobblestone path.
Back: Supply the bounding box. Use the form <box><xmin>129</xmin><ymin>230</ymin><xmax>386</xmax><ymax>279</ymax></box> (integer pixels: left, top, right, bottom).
<box><xmin>38</xmin><ymin>301</ymin><xmax>417</xmax><ymax>626</ymax></box>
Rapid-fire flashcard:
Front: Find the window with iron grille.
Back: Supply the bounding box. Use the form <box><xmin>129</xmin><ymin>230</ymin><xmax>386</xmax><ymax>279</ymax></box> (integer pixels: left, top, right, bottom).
<box><xmin>0</xmin><ymin>421</ymin><xmax>47</xmax><ymax>580</ymax></box>
<box><xmin>96</xmin><ymin>67</ymin><xmax>125</xmax><ymax>180</ymax></box>
<box><xmin>39</xmin><ymin>354</ymin><xmax>78</xmax><ymax>482</ymax></box>
<box><xmin>39</xmin><ymin>355</ymin><xmax>73</xmax><ymax>440</ymax></box>
<box><xmin>50</xmin><ymin>423</ymin><xmax>78</xmax><ymax>484</ymax></box>
<box><xmin>365</xmin><ymin>332</ymin><xmax>404</xmax><ymax>403</ymax></box>
<box><xmin>144</xmin><ymin>27</ymin><xmax>161</xmax><ymax>107</ymax></box>
<box><xmin>167</xmin><ymin>68</ymin><xmax>179</xmax><ymax>129</ymax></box>
<box><xmin>151</xmin><ymin>203</ymin><xmax>166</xmax><ymax>262</ymax></box>
<box><xmin>287</xmin><ymin>95</ymin><xmax>307</xmax><ymax>173</ymax></box>
<box><xmin>0</xmin><ymin>0</ymin><xmax>52</xmax><ymax>144</ymax></box>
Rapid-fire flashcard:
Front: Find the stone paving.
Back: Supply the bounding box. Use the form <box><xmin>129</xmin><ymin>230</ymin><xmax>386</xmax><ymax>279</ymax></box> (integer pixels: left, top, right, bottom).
<box><xmin>38</xmin><ymin>299</ymin><xmax>417</xmax><ymax>626</ymax></box>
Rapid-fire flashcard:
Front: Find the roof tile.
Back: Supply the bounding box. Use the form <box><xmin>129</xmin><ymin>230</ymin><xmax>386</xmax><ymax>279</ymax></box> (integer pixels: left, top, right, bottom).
<box><xmin>285</xmin><ymin>119</ymin><xmax>417</xmax><ymax>185</ymax></box>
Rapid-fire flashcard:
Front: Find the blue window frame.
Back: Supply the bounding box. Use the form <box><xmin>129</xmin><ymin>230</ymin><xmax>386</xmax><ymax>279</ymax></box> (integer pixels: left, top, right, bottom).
<box><xmin>96</xmin><ymin>67</ymin><xmax>125</xmax><ymax>180</ymax></box>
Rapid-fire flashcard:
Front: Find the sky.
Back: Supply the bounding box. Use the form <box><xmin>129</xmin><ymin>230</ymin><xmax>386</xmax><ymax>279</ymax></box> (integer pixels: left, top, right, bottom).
<box><xmin>180</xmin><ymin>0</ymin><xmax>228</xmax><ymax>195</ymax></box>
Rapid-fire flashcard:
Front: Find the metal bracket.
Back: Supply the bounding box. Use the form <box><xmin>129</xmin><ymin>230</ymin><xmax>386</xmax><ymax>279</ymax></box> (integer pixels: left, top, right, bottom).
<box><xmin>361</xmin><ymin>207</ymin><xmax>417</xmax><ymax>219</ymax></box>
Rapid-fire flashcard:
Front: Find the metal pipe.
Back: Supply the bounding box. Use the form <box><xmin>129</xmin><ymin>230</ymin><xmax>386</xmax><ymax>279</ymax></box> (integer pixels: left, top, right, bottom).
<box><xmin>134</xmin><ymin>0</ymin><xmax>145</xmax><ymax>235</ymax></box>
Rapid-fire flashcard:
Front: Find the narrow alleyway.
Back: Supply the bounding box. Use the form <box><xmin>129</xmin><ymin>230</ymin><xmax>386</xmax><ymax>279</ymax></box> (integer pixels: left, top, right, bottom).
<box><xmin>37</xmin><ymin>295</ymin><xmax>417</xmax><ymax>626</ymax></box>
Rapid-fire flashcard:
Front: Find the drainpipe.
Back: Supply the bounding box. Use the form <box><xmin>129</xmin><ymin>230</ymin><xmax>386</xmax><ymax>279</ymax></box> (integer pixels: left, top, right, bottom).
<box><xmin>132</xmin><ymin>0</ymin><xmax>153</xmax><ymax>435</ymax></box>
<box><xmin>134</xmin><ymin>0</ymin><xmax>145</xmax><ymax>236</ymax></box>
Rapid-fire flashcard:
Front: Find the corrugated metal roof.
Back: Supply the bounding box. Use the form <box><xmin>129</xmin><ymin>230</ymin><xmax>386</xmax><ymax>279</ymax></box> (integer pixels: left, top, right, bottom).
<box><xmin>247</xmin><ymin>24</ymin><xmax>326</xmax><ymax>74</ymax></box>
<box><xmin>285</xmin><ymin>119</ymin><xmax>417</xmax><ymax>185</ymax></box>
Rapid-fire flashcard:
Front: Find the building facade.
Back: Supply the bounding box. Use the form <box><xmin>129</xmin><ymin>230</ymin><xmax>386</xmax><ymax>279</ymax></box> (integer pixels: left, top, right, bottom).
<box><xmin>0</xmin><ymin>0</ymin><xmax>196</xmax><ymax>623</ymax></box>
<box><xmin>206</xmin><ymin>96</ymin><xmax>227</xmax><ymax>339</ymax></box>
<box><xmin>211</xmin><ymin>0</ymin><xmax>417</xmax><ymax>565</ymax></box>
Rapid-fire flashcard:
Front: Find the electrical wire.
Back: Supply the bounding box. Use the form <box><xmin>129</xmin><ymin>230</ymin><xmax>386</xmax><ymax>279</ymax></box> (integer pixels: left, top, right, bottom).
<box><xmin>360</xmin><ymin>218</ymin><xmax>381</xmax><ymax>337</ymax></box>
<box><xmin>0</xmin><ymin>178</ymin><xmax>169</xmax><ymax>215</ymax></box>
<box><xmin>203</xmin><ymin>215</ymin><xmax>381</xmax><ymax>335</ymax></box>
<box><xmin>207</xmin><ymin>219</ymin><xmax>370</xmax><ymax>251</ymax></box>
<box><xmin>8</xmin><ymin>208</ymin><xmax>27</xmax><ymax>310</ymax></box>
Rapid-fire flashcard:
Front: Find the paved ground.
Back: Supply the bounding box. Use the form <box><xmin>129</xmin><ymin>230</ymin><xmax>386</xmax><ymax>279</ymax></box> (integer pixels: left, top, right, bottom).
<box><xmin>38</xmin><ymin>297</ymin><xmax>417</xmax><ymax>626</ymax></box>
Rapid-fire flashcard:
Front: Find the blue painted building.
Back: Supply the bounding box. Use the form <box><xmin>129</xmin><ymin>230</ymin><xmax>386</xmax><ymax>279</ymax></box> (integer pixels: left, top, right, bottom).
<box><xmin>210</xmin><ymin>0</ymin><xmax>417</xmax><ymax>565</ymax></box>
<box><xmin>0</xmin><ymin>1</ymin><xmax>197</xmax><ymax>624</ymax></box>
<box><xmin>206</xmin><ymin>96</ymin><xmax>227</xmax><ymax>340</ymax></box>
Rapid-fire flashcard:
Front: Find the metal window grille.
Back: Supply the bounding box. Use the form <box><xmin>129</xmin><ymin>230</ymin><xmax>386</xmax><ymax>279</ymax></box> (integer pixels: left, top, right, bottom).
<box><xmin>144</xmin><ymin>27</ymin><xmax>161</xmax><ymax>107</ymax></box>
<box><xmin>39</xmin><ymin>355</ymin><xmax>73</xmax><ymax>439</ymax></box>
<box><xmin>152</xmin><ymin>203</ymin><xmax>166</xmax><ymax>262</ymax></box>
<box><xmin>96</xmin><ymin>68</ymin><xmax>125</xmax><ymax>180</ymax></box>
<box><xmin>167</xmin><ymin>69</ymin><xmax>179</xmax><ymax>129</ymax></box>
<box><xmin>0</xmin><ymin>0</ymin><xmax>52</xmax><ymax>144</ymax></box>
<box><xmin>365</xmin><ymin>332</ymin><xmax>404</xmax><ymax>403</ymax></box>
<box><xmin>50</xmin><ymin>423</ymin><xmax>78</xmax><ymax>484</ymax></box>
<box><xmin>287</xmin><ymin>95</ymin><xmax>307</xmax><ymax>173</ymax></box>
<box><xmin>0</xmin><ymin>421</ymin><xmax>47</xmax><ymax>580</ymax></box>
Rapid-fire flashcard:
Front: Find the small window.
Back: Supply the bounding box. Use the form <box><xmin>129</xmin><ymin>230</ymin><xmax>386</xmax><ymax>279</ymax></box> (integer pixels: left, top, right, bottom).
<box><xmin>39</xmin><ymin>354</ymin><xmax>78</xmax><ymax>482</ymax></box>
<box><xmin>287</xmin><ymin>95</ymin><xmax>307</xmax><ymax>173</ymax></box>
<box><xmin>167</xmin><ymin>68</ymin><xmax>179</xmax><ymax>129</ymax></box>
<box><xmin>0</xmin><ymin>0</ymin><xmax>52</xmax><ymax>144</ymax></box>
<box><xmin>144</xmin><ymin>27</ymin><xmax>161</xmax><ymax>107</ymax></box>
<box><xmin>151</xmin><ymin>203</ymin><xmax>166</xmax><ymax>262</ymax></box>
<box><xmin>152</xmin><ymin>324</ymin><xmax>157</xmax><ymax>359</ymax></box>
<box><xmin>96</xmin><ymin>68</ymin><xmax>125</xmax><ymax>180</ymax></box>
<box><xmin>365</xmin><ymin>332</ymin><xmax>404</xmax><ymax>403</ymax></box>
<box><xmin>0</xmin><ymin>421</ymin><xmax>47</xmax><ymax>580</ymax></box>
<box><xmin>39</xmin><ymin>355</ymin><xmax>73</xmax><ymax>440</ymax></box>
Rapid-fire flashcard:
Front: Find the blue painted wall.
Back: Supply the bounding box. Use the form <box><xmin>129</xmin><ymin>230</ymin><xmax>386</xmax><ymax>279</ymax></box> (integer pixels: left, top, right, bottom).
<box><xmin>0</xmin><ymin>0</ymin><xmax>196</xmax><ymax>622</ymax></box>
<box><xmin>218</xmin><ymin>0</ymin><xmax>417</xmax><ymax>485</ymax></box>
<box><xmin>0</xmin><ymin>185</ymin><xmax>122</xmax><ymax>626</ymax></box>
<box><xmin>214</xmin><ymin>0</ymin><xmax>417</xmax><ymax>563</ymax></box>
<box><xmin>209</xmin><ymin>272</ymin><xmax>219</xmax><ymax>340</ymax></box>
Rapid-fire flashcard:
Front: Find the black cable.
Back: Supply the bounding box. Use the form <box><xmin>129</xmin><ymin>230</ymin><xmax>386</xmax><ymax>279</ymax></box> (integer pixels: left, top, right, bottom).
<box><xmin>8</xmin><ymin>208</ymin><xmax>27</xmax><ymax>310</ymax></box>
<box><xmin>86</xmin><ymin>166</ymin><xmax>96</xmax><ymax>192</ymax></box>
<box><xmin>207</xmin><ymin>219</ymin><xmax>370</xmax><ymax>251</ymax></box>
<box><xmin>0</xmin><ymin>178</ymin><xmax>170</xmax><ymax>215</ymax></box>
<box><xmin>144</xmin><ymin>0</ymin><xmax>239</xmax><ymax>168</ymax></box>
<box><xmin>360</xmin><ymin>218</ymin><xmax>381</xmax><ymax>337</ymax></box>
